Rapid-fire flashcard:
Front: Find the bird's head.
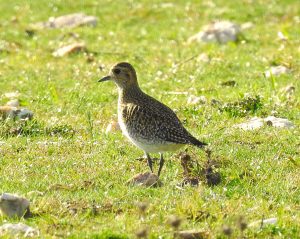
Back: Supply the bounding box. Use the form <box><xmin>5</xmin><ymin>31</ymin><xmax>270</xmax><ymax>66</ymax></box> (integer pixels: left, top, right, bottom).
<box><xmin>99</xmin><ymin>62</ymin><xmax>138</xmax><ymax>89</ymax></box>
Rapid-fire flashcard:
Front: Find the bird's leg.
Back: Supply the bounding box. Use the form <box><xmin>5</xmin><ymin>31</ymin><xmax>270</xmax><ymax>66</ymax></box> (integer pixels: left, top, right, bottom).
<box><xmin>145</xmin><ymin>153</ymin><xmax>153</xmax><ymax>173</ymax></box>
<box><xmin>157</xmin><ymin>153</ymin><xmax>165</xmax><ymax>177</ymax></box>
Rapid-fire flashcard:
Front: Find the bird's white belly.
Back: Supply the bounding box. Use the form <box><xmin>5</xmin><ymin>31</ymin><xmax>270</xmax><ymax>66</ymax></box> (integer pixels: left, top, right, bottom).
<box><xmin>118</xmin><ymin>116</ymin><xmax>183</xmax><ymax>153</ymax></box>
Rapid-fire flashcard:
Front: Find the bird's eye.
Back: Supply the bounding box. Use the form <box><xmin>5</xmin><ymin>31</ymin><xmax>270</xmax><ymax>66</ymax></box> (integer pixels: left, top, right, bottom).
<box><xmin>113</xmin><ymin>69</ymin><xmax>121</xmax><ymax>75</ymax></box>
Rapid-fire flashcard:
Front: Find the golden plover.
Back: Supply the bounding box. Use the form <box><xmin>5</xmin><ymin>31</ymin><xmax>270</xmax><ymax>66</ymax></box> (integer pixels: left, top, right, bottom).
<box><xmin>99</xmin><ymin>62</ymin><xmax>207</xmax><ymax>176</ymax></box>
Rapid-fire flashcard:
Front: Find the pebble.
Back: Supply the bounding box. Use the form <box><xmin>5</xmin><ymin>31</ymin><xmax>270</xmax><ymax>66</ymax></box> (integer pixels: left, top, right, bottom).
<box><xmin>32</xmin><ymin>13</ymin><xmax>97</xmax><ymax>29</ymax></box>
<box><xmin>197</xmin><ymin>53</ymin><xmax>210</xmax><ymax>63</ymax></box>
<box><xmin>0</xmin><ymin>223</ymin><xmax>39</xmax><ymax>237</ymax></box>
<box><xmin>4</xmin><ymin>91</ymin><xmax>20</xmax><ymax>99</ymax></box>
<box><xmin>0</xmin><ymin>106</ymin><xmax>33</xmax><ymax>120</ymax></box>
<box><xmin>6</xmin><ymin>99</ymin><xmax>20</xmax><ymax>107</ymax></box>
<box><xmin>249</xmin><ymin>217</ymin><xmax>277</xmax><ymax>228</ymax></box>
<box><xmin>0</xmin><ymin>106</ymin><xmax>18</xmax><ymax>119</ymax></box>
<box><xmin>17</xmin><ymin>108</ymin><xmax>34</xmax><ymax>120</ymax></box>
<box><xmin>126</xmin><ymin>172</ymin><xmax>161</xmax><ymax>187</ymax></box>
<box><xmin>0</xmin><ymin>193</ymin><xmax>30</xmax><ymax>218</ymax></box>
<box><xmin>188</xmin><ymin>21</ymin><xmax>240</xmax><ymax>44</ymax></box>
<box><xmin>234</xmin><ymin>116</ymin><xmax>294</xmax><ymax>130</ymax></box>
<box><xmin>187</xmin><ymin>95</ymin><xmax>207</xmax><ymax>105</ymax></box>
<box><xmin>52</xmin><ymin>42</ymin><xmax>86</xmax><ymax>57</ymax></box>
<box><xmin>265</xmin><ymin>65</ymin><xmax>290</xmax><ymax>78</ymax></box>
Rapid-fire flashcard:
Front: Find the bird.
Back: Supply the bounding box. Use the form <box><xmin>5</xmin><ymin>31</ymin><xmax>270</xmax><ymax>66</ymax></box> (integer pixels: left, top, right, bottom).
<box><xmin>99</xmin><ymin>62</ymin><xmax>207</xmax><ymax>177</ymax></box>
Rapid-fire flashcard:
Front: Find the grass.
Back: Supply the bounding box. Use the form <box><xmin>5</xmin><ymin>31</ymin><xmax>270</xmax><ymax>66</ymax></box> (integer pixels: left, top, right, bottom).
<box><xmin>0</xmin><ymin>0</ymin><xmax>299</xmax><ymax>238</ymax></box>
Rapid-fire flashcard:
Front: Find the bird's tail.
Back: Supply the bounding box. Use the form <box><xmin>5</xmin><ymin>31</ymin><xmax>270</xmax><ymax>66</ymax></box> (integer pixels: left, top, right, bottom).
<box><xmin>189</xmin><ymin>136</ymin><xmax>207</xmax><ymax>148</ymax></box>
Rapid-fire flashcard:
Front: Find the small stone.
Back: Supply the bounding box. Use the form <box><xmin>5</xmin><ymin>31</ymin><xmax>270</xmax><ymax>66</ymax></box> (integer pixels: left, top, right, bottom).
<box><xmin>187</xmin><ymin>95</ymin><xmax>207</xmax><ymax>105</ymax></box>
<box><xmin>264</xmin><ymin>116</ymin><xmax>294</xmax><ymax>128</ymax></box>
<box><xmin>0</xmin><ymin>193</ymin><xmax>30</xmax><ymax>218</ymax></box>
<box><xmin>6</xmin><ymin>99</ymin><xmax>20</xmax><ymax>107</ymax></box>
<box><xmin>197</xmin><ymin>53</ymin><xmax>210</xmax><ymax>63</ymax></box>
<box><xmin>234</xmin><ymin>116</ymin><xmax>294</xmax><ymax>130</ymax></box>
<box><xmin>0</xmin><ymin>223</ymin><xmax>39</xmax><ymax>237</ymax></box>
<box><xmin>16</xmin><ymin>108</ymin><xmax>34</xmax><ymax>120</ymax></box>
<box><xmin>32</xmin><ymin>13</ymin><xmax>97</xmax><ymax>29</ymax></box>
<box><xmin>0</xmin><ymin>106</ymin><xmax>18</xmax><ymax>119</ymax></box>
<box><xmin>4</xmin><ymin>91</ymin><xmax>20</xmax><ymax>99</ymax></box>
<box><xmin>52</xmin><ymin>42</ymin><xmax>86</xmax><ymax>57</ymax></box>
<box><xmin>127</xmin><ymin>172</ymin><xmax>161</xmax><ymax>187</ymax></box>
<box><xmin>234</xmin><ymin>117</ymin><xmax>264</xmax><ymax>130</ymax></box>
<box><xmin>174</xmin><ymin>230</ymin><xmax>209</xmax><ymax>239</ymax></box>
<box><xmin>105</xmin><ymin>120</ymin><xmax>120</xmax><ymax>134</ymax></box>
<box><xmin>188</xmin><ymin>21</ymin><xmax>240</xmax><ymax>44</ymax></box>
<box><xmin>265</xmin><ymin>65</ymin><xmax>291</xmax><ymax>78</ymax></box>
<box><xmin>277</xmin><ymin>31</ymin><xmax>288</xmax><ymax>41</ymax></box>
<box><xmin>249</xmin><ymin>217</ymin><xmax>277</xmax><ymax>228</ymax></box>
<box><xmin>0</xmin><ymin>106</ymin><xmax>33</xmax><ymax>120</ymax></box>
<box><xmin>240</xmin><ymin>22</ymin><xmax>254</xmax><ymax>30</ymax></box>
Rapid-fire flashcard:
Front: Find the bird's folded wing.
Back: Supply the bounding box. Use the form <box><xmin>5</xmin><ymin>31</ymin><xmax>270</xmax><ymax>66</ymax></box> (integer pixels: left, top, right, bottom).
<box><xmin>123</xmin><ymin>103</ymin><xmax>194</xmax><ymax>144</ymax></box>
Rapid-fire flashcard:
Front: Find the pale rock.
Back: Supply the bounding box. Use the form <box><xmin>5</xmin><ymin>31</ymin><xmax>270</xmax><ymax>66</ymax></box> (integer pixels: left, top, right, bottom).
<box><xmin>188</xmin><ymin>21</ymin><xmax>240</xmax><ymax>44</ymax></box>
<box><xmin>234</xmin><ymin>116</ymin><xmax>294</xmax><ymax>130</ymax></box>
<box><xmin>264</xmin><ymin>116</ymin><xmax>294</xmax><ymax>128</ymax></box>
<box><xmin>187</xmin><ymin>95</ymin><xmax>207</xmax><ymax>105</ymax></box>
<box><xmin>277</xmin><ymin>31</ymin><xmax>288</xmax><ymax>41</ymax></box>
<box><xmin>0</xmin><ymin>193</ymin><xmax>30</xmax><ymax>218</ymax></box>
<box><xmin>197</xmin><ymin>53</ymin><xmax>210</xmax><ymax>63</ymax></box>
<box><xmin>249</xmin><ymin>217</ymin><xmax>277</xmax><ymax>228</ymax></box>
<box><xmin>105</xmin><ymin>120</ymin><xmax>120</xmax><ymax>134</ymax></box>
<box><xmin>0</xmin><ymin>106</ymin><xmax>33</xmax><ymax>120</ymax></box>
<box><xmin>127</xmin><ymin>172</ymin><xmax>161</xmax><ymax>187</ymax></box>
<box><xmin>17</xmin><ymin>108</ymin><xmax>34</xmax><ymax>120</ymax></box>
<box><xmin>6</xmin><ymin>99</ymin><xmax>20</xmax><ymax>107</ymax></box>
<box><xmin>0</xmin><ymin>223</ymin><xmax>39</xmax><ymax>237</ymax></box>
<box><xmin>241</xmin><ymin>22</ymin><xmax>254</xmax><ymax>30</ymax></box>
<box><xmin>265</xmin><ymin>65</ymin><xmax>290</xmax><ymax>78</ymax></box>
<box><xmin>33</xmin><ymin>13</ymin><xmax>97</xmax><ymax>29</ymax></box>
<box><xmin>234</xmin><ymin>117</ymin><xmax>264</xmax><ymax>130</ymax></box>
<box><xmin>0</xmin><ymin>106</ymin><xmax>18</xmax><ymax>119</ymax></box>
<box><xmin>4</xmin><ymin>91</ymin><xmax>20</xmax><ymax>99</ymax></box>
<box><xmin>52</xmin><ymin>42</ymin><xmax>86</xmax><ymax>57</ymax></box>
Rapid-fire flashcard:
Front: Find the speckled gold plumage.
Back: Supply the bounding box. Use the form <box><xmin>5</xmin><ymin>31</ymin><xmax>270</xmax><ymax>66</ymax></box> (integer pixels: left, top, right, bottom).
<box><xmin>99</xmin><ymin>62</ymin><xmax>206</xmax><ymax>176</ymax></box>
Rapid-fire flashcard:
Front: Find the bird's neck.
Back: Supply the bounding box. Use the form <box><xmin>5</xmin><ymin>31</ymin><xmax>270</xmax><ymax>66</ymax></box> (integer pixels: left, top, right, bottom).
<box><xmin>118</xmin><ymin>84</ymin><xmax>143</xmax><ymax>104</ymax></box>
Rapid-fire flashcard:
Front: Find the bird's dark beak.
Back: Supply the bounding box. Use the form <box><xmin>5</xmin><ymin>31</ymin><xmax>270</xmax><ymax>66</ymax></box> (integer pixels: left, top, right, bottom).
<box><xmin>98</xmin><ymin>75</ymin><xmax>111</xmax><ymax>82</ymax></box>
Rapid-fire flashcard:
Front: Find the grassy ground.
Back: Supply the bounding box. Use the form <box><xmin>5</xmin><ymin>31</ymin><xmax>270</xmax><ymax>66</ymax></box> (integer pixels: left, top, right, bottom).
<box><xmin>0</xmin><ymin>0</ymin><xmax>300</xmax><ymax>238</ymax></box>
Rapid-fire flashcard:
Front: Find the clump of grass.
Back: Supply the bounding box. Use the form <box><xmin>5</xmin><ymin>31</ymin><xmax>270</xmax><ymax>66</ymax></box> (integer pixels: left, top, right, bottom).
<box><xmin>0</xmin><ymin>120</ymin><xmax>43</xmax><ymax>137</ymax></box>
<box><xmin>219</xmin><ymin>95</ymin><xmax>263</xmax><ymax>117</ymax></box>
<box><xmin>45</xmin><ymin>124</ymin><xmax>75</xmax><ymax>137</ymax></box>
<box><xmin>0</xmin><ymin>120</ymin><xmax>75</xmax><ymax>138</ymax></box>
